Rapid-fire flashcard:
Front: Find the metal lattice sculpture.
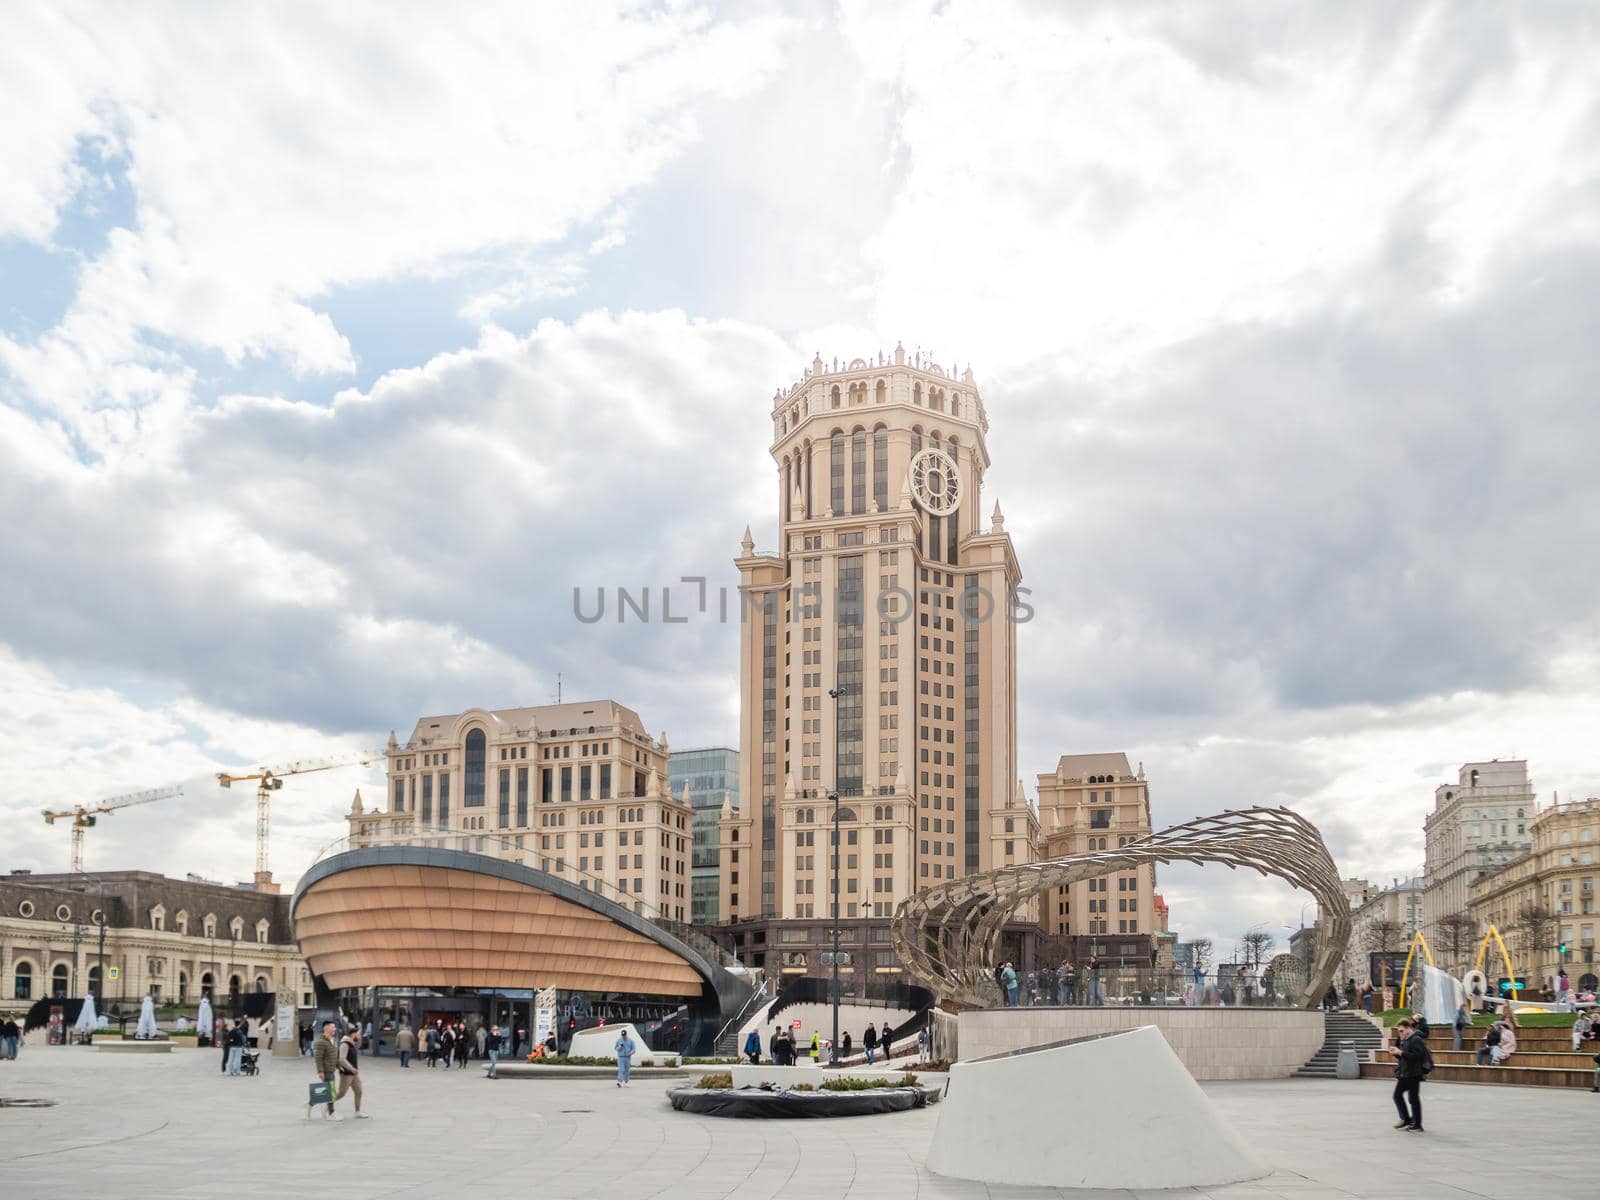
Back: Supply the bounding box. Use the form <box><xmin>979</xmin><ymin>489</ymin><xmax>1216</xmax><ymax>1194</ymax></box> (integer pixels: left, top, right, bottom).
<box><xmin>890</xmin><ymin>807</ymin><xmax>1351</xmax><ymax>1009</ymax></box>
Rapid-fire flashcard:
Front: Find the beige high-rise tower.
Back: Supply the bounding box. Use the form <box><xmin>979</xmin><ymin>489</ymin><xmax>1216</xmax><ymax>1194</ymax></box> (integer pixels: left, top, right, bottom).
<box><xmin>718</xmin><ymin>346</ymin><xmax>1023</xmax><ymax>987</ymax></box>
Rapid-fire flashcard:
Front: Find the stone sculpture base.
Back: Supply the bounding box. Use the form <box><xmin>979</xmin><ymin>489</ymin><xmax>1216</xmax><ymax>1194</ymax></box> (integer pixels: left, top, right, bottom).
<box><xmin>927</xmin><ymin>1026</ymin><xmax>1269</xmax><ymax>1190</ymax></box>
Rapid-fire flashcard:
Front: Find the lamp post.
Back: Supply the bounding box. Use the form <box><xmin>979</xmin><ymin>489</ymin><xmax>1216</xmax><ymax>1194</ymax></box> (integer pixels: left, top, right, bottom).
<box><xmin>827</xmin><ymin>683</ymin><xmax>850</xmax><ymax>1064</ymax></box>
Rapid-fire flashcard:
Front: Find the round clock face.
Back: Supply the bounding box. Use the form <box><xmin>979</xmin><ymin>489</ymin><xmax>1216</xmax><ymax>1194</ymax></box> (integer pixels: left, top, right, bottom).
<box><xmin>908</xmin><ymin>447</ymin><xmax>961</xmax><ymax>514</ymax></box>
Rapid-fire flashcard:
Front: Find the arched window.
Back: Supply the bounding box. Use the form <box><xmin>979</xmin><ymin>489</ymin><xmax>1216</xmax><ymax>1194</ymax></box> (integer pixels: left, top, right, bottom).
<box><xmin>254</xmin><ymin>975</ymin><xmax>269</xmax><ymax>993</ymax></box>
<box><xmin>831</xmin><ymin>385</ymin><xmax>841</xmax><ymax>409</ymax></box>
<box><xmin>783</xmin><ymin>454</ymin><xmax>792</xmax><ymax>524</ymax></box>
<box><xmin>255</xmin><ymin>918</ymin><xmax>270</xmax><ymax>944</ymax></box>
<box><xmin>51</xmin><ymin>963</ymin><xmax>69</xmax><ymax>997</ymax></box>
<box><xmin>178</xmin><ymin>973</ymin><xmax>189</xmax><ymax>1003</ymax></box>
<box><xmin>913</xmin><ymin>382</ymin><xmax>923</xmax><ymax>406</ymax></box>
<box><xmin>87</xmin><ymin>964</ymin><xmax>101</xmax><ymax>996</ymax></box>
<box><xmin>203</xmin><ymin>914</ymin><xmax>217</xmax><ymax>938</ymax></box>
<box><xmin>911</xmin><ymin>426</ymin><xmax>923</xmax><ymax>455</ymax></box>
<box><xmin>150</xmin><ymin>904</ymin><xmax>165</xmax><ymax>931</ymax></box>
<box><xmin>175</xmin><ymin>910</ymin><xmax>188</xmax><ymax>935</ymax></box>
<box><xmin>228</xmin><ymin>916</ymin><xmax>244</xmax><ymax>940</ymax></box>
<box><xmin>13</xmin><ymin>961</ymin><xmax>33</xmax><ymax>1000</ymax></box>
<box><xmin>229</xmin><ymin>974</ymin><xmax>242</xmax><ymax>996</ymax></box>
<box><xmin>200</xmin><ymin>972</ymin><xmax>214</xmax><ymax>998</ymax></box>
<box><xmin>830</xmin><ymin>432</ymin><xmax>845</xmax><ymax>515</ymax></box>
<box><xmin>873</xmin><ymin>427</ymin><xmax>888</xmax><ymax>511</ymax></box>
<box><xmin>464</xmin><ymin>728</ymin><xmax>487</xmax><ymax>808</ymax></box>
<box><xmin>875</xmin><ymin>379</ymin><xmax>886</xmax><ymax>404</ymax></box>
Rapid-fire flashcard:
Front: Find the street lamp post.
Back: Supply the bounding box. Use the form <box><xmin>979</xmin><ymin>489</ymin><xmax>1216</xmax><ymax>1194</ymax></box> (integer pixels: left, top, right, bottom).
<box><xmin>827</xmin><ymin>683</ymin><xmax>850</xmax><ymax>1065</ymax></box>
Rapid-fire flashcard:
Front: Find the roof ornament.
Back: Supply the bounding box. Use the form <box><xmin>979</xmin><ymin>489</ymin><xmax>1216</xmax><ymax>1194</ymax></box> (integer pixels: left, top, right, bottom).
<box><xmin>740</xmin><ymin>525</ymin><xmax>755</xmax><ymax>555</ymax></box>
<box><xmin>991</xmin><ymin>500</ymin><xmax>1005</xmax><ymax>533</ymax></box>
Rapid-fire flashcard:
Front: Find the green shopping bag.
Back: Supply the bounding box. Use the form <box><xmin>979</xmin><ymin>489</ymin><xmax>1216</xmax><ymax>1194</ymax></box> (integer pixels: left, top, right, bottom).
<box><xmin>308</xmin><ymin>1080</ymin><xmax>333</xmax><ymax>1107</ymax></box>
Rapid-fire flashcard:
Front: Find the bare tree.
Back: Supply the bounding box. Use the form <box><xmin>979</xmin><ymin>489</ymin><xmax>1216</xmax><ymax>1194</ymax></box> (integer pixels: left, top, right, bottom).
<box><xmin>1364</xmin><ymin>918</ymin><xmax>1404</xmax><ymax>986</ymax></box>
<box><xmin>1240</xmin><ymin>929</ymin><xmax>1275</xmax><ymax>971</ymax></box>
<box><xmin>1433</xmin><ymin>912</ymin><xmax>1477</xmax><ymax>973</ymax></box>
<box><xmin>1187</xmin><ymin>937</ymin><xmax>1212</xmax><ymax>975</ymax></box>
<box><xmin>1514</xmin><ymin>902</ymin><xmax>1558</xmax><ymax>984</ymax></box>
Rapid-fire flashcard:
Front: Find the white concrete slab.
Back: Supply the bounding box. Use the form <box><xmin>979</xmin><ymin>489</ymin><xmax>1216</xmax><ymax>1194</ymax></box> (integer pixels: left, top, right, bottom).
<box><xmin>928</xmin><ymin>1024</ymin><xmax>1269</xmax><ymax>1190</ymax></box>
<box><xmin>564</xmin><ymin>1023</ymin><xmax>673</xmax><ymax>1065</ymax></box>
<box><xmin>728</xmin><ymin>1064</ymin><xmax>907</xmax><ymax>1088</ymax></box>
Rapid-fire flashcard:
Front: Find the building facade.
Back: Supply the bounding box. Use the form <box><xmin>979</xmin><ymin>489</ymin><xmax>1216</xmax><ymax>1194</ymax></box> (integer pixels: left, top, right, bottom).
<box><xmin>1337</xmin><ymin>876</ymin><xmax>1424</xmax><ymax>989</ymax></box>
<box><xmin>1468</xmin><ymin>796</ymin><xmax>1600</xmax><ymax>994</ymax></box>
<box><xmin>668</xmin><ymin>747</ymin><xmax>739</xmax><ymax>925</ymax></box>
<box><xmin>352</xmin><ymin>699</ymin><xmax>693</xmax><ymax>923</ymax></box>
<box><xmin>1</xmin><ymin>869</ymin><xmax>310</xmax><ymax>1009</ymax></box>
<box><xmin>1035</xmin><ymin>753</ymin><xmax>1158</xmax><ymax>964</ymax></box>
<box><xmin>718</xmin><ymin>347</ymin><xmax>1024</xmax><ymax>988</ymax></box>
<box><xmin>1421</xmin><ymin>760</ymin><xmax>1535</xmax><ymax>938</ymax></box>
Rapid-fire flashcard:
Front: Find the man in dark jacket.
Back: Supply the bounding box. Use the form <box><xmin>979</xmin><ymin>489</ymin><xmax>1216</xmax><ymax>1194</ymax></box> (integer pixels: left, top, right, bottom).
<box><xmin>1389</xmin><ymin>1018</ymin><xmax>1431</xmax><ymax>1133</ymax></box>
<box><xmin>880</xmin><ymin>1023</ymin><xmax>894</xmax><ymax>1062</ymax></box>
<box><xmin>312</xmin><ymin>1021</ymin><xmax>340</xmax><ymax>1119</ymax></box>
<box><xmin>337</xmin><ymin>1027</ymin><xmax>368</xmax><ymax>1118</ymax></box>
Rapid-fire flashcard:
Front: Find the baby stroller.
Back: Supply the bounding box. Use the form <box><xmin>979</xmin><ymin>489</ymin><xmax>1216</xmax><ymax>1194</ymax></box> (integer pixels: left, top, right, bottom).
<box><xmin>238</xmin><ymin>1048</ymin><xmax>261</xmax><ymax>1076</ymax></box>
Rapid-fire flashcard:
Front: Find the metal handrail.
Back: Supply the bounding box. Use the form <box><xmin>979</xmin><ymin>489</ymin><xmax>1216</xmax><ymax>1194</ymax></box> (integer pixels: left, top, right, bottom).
<box><xmin>713</xmin><ymin>975</ymin><xmax>770</xmax><ymax>1051</ymax></box>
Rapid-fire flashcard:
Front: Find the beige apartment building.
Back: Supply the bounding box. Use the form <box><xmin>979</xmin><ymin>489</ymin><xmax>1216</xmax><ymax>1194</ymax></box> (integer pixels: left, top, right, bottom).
<box><xmin>1035</xmin><ymin>753</ymin><xmax>1158</xmax><ymax>962</ymax></box>
<box><xmin>351</xmin><ymin>700</ymin><xmax>693</xmax><ymax>923</ymax></box>
<box><xmin>2</xmin><ymin>869</ymin><xmax>310</xmax><ymax>1009</ymax></box>
<box><xmin>1469</xmin><ymin>796</ymin><xmax>1600</xmax><ymax>994</ymax></box>
<box><xmin>1422</xmin><ymin>760</ymin><xmax>1534</xmax><ymax>939</ymax></box>
<box><xmin>717</xmin><ymin>347</ymin><xmax>1025</xmax><ymax>987</ymax></box>
<box><xmin>1336</xmin><ymin>876</ymin><xmax>1424</xmax><ymax>988</ymax></box>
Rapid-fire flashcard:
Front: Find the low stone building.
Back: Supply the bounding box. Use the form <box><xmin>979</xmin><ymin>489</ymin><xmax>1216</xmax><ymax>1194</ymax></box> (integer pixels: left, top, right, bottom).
<box><xmin>1</xmin><ymin>869</ymin><xmax>311</xmax><ymax>1010</ymax></box>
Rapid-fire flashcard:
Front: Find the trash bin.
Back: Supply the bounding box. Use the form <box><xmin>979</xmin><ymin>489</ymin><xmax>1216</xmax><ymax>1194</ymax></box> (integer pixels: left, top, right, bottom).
<box><xmin>1335</xmin><ymin>1039</ymin><xmax>1359</xmax><ymax>1080</ymax></box>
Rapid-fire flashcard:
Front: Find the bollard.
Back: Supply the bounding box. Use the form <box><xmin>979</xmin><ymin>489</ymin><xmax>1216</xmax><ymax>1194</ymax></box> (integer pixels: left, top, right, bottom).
<box><xmin>1335</xmin><ymin>1039</ymin><xmax>1359</xmax><ymax>1080</ymax></box>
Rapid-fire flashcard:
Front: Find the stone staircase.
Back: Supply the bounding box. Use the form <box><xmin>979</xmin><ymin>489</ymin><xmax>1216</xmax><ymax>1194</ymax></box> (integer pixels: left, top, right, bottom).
<box><xmin>1295</xmin><ymin>1010</ymin><xmax>1386</xmax><ymax>1078</ymax></box>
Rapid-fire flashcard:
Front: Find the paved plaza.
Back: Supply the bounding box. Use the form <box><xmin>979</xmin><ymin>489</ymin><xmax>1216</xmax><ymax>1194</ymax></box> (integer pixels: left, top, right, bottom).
<box><xmin>1</xmin><ymin>1048</ymin><xmax>1595</xmax><ymax>1199</ymax></box>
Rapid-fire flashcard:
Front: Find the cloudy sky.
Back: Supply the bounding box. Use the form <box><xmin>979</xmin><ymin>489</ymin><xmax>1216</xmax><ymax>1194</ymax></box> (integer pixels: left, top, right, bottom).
<box><xmin>4</xmin><ymin>1</ymin><xmax>1598</xmax><ymax>953</ymax></box>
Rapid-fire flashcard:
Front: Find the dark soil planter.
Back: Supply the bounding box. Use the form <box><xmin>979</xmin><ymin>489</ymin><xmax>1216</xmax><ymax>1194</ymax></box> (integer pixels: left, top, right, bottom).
<box><xmin>668</xmin><ymin>1085</ymin><xmax>941</xmax><ymax>1118</ymax></box>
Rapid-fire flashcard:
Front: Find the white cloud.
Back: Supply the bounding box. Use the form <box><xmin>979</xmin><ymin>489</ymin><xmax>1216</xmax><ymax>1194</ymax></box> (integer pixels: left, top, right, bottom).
<box><xmin>0</xmin><ymin>2</ymin><xmax>793</xmax><ymax>442</ymax></box>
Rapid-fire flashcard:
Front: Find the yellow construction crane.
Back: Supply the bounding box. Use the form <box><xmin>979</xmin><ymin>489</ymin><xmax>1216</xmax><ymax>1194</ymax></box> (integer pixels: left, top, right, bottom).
<box><xmin>218</xmin><ymin>752</ymin><xmax>381</xmax><ymax>884</ymax></box>
<box><xmin>43</xmin><ymin>783</ymin><xmax>190</xmax><ymax>872</ymax></box>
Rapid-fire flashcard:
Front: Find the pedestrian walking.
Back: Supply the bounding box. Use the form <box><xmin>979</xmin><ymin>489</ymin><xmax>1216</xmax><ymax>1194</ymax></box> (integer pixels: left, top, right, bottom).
<box><xmin>1389</xmin><ymin>1017</ymin><xmax>1431</xmax><ymax>1133</ymax></box>
<box><xmin>808</xmin><ymin>1030</ymin><xmax>820</xmax><ymax>1063</ymax></box>
<box><xmin>475</xmin><ymin>1024</ymin><xmax>487</xmax><ymax>1060</ymax></box>
<box><xmin>486</xmin><ymin>1024</ymin><xmax>503</xmax><ymax>1078</ymax></box>
<box><xmin>219</xmin><ymin>1019</ymin><xmax>233</xmax><ymax>1074</ymax></box>
<box><xmin>437</xmin><ymin>1023</ymin><xmax>453</xmax><ymax>1067</ymax></box>
<box><xmin>313</xmin><ymin>1020</ymin><xmax>340</xmax><ymax>1120</ymax></box>
<box><xmin>743</xmin><ymin>1028</ymin><xmax>761</xmax><ymax>1065</ymax></box>
<box><xmin>454</xmin><ymin>1023</ymin><xmax>471</xmax><ymax>1069</ymax></box>
<box><xmin>917</xmin><ymin>1025</ymin><xmax>929</xmax><ymax>1061</ymax></box>
<box><xmin>880</xmin><ymin>1022</ymin><xmax>894</xmax><ymax>1062</ymax></box>
<box><xmin>1</xmin><ymin>1015</ymin><xmax>18</xmax><ymax>1060</ymax></box>
<box><xmin>768</xmin><ymin>1026</ymin><xmax>782</xmax><ymax>1065</ymax></box>
<box><xmin>779</xmin><ymin>1028</ymin><xmax>796</xmax><ymax>1065</ymax></box>
<box><xmin>336</xmin><ymin>1027</ymin><xmax>369</xmax><ymax>1118</ymax></box>
<box><xmin>1060</xmin><ymin>960</ymin><xmax>1076</xmax><ymax>1005</ymax></box>
<box><xmin>226</xmin><ymin>1018</ymin><xmax>246</xmax><ymax>1076</ymax></box>
<box><xmin>842</xmin><ymin>1030</ymin><xmax>853</xmax><ymax>1057</ymax></box>
<box><xmin>396</xmin><ymin>1023</ymin><xmax>415</xmax><ymax>1068</ymax></box>
<box><xmin>614</xmin><ymin>1028</ymin><xmax>636</xmax><ymax>1087</ymax></box>
<box><xmin>863</xmin><ymin>1022</ymin><xmax>878</xmax><ymax>1065</ymax></box>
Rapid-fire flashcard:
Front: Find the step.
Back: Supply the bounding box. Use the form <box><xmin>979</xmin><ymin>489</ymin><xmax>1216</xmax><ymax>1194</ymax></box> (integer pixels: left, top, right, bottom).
<box><xmin>1359</xmin><ymin>1061</ymin><xmax>1595</xmax><ymax>1090</ymax></box>
<box><xmin>1429</xmin><ymin>1049</ymin><xmax>1598</xmax><ymax>1069</ymax></box>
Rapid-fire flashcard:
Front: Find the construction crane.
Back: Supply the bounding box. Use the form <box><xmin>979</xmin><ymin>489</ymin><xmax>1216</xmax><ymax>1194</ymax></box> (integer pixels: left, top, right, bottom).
<box><xmin>218</xmin><ymin>752</ymin><xmax>381</xmax><ymax>884</ymax></box>
<box><xmin>43</xmin><ymin>783</ymin><xmax>188</xmax><ymax>872</ymax></box>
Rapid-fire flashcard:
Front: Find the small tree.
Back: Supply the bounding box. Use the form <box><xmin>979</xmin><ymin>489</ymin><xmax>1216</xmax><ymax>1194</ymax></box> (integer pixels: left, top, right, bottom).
<box><xmin>1187</xmin><ymin>937</ymin><xmax>1212</xmax><ymax>975</ymax></box>
<box><xmin>1364</xmin><ymin>918</ymin><xmax>1404</xmax><ymax>987</ymax></box>
<box><xmin>1514</xmin><ymin>902</ymin><xmax>1558</xmax><ymax>985</ymax></box>
<box><xmin>1434</xmin><ymin>912</ymin><xmax>1477</xmax><ymax>973</ymax></box>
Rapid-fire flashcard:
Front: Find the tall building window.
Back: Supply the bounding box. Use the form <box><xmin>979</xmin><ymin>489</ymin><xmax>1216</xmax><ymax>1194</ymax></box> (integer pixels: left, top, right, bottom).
<box><xmin>392</xmin><ymin>778</ymin><xmax>404</xmax><ymax>813</ymax></box>
<box><xmin>498</xmin><ymin>768</ymin><xmax>511</xmax><ymax>826</ymax></box>
<box><xmin>805</xmin><ymin>442</ymin><xmax>813</xmax><ymax>518</ymax></box>
<box><xmin>964</xmin><ymin>574</ymin><xmax>980</xmax><ymax>872</ymax></box>
<box><xmin>581</xmin><ymin>764</ymin><xmax>593</xmax><ymax>802</ymax></box>
<box><xmin>422</xmin><ymin>774</ymin><xmax>433</xmax><ymax>825</ymax></box>
<box><xmin>516</xmin><ymin>766</ymin><xmax>529</xmax><ymax>826</ymax></box>
<box><xmin>947</xmin><ymin>501</ymin><xmax>958</xmax><ymax>562</ymax></box>
<box><xmin>928</xmin><ymin>513</ymin><xmax>941</xmax><ymax>564</ymax></box>
<box><xmin>438</xmin><ymin>773</ymin><xmax>451</xmax><ymax>824</ymax></box>
<box><xmin>830</xmin><ymin>432</ymin><xmax>845</xmax><ymax>515</ymax></box>
<box><xmin>783</xmin><ymin>455</ymin><xmax>792</xmax><ymax>524</ymax></box>
<box><xmin>836</xmin><ymin>554</ymin><xmax>864</xmax><ymax>797</ymax></box>
<box><xmin>599</xmin><ymin>763</ymin><xmax>611</xmax><ymax>799</ymax></box>
<box><xmin>464</xmin><ymin>728</ymin><xmax>486</xmax><ymax>807</ymax></box>
<box><xmin>561</xmin><ymin>766</ymin><xmax>572</xmax><ymax>802</ymax></box>
<box><xmin>851</xmin><ymin>429</ymin><xmax>866</xmax><ymax>514</ymax></box>
<box><xmin>873</xmin><ymin>427</ymin><xmax>888</xmax><ymax>511</ymax></box>
<box><xmin>541</xmin><ymin>767</ymin><xmax>553</xmax><ymax>804</ymax></box>
<box><xmin>761</xmin><ymin>593</ymin><xmax>778</xmax><ymax>916</ymax></box>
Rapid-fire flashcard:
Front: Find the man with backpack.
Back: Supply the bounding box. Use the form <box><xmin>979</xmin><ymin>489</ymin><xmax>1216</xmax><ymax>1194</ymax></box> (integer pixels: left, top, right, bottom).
<box><xmin>1389</xmin><ymin>1018</ymin><xmax>1432</xmax><ymax>1133</ymax></box>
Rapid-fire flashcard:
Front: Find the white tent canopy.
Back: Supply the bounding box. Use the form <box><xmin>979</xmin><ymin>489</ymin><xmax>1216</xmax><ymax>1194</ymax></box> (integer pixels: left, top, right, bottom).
<box><xmin>136</xmin><ymin>995</ymin><xmax>159</xmax><ymax>1039</ymax></box>
<box><xmin>74</xmin><ymin>992</ymin><xmax>98</xmax><ymax>1037</ymax></box>
<box><xmin>196</xmin><ymin>996</ymin><xmax>213</xmax><ymax>1039</ymax></box>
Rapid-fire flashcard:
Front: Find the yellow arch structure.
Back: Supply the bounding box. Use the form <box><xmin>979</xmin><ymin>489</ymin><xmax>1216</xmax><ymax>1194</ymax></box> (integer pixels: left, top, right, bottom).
<box><xmin>1472</xmin><ymin>924</ymin><xmax>1520</xmax><ymax>1000</ymax></box>
<box><xmin>1396</xmin><ymin>930</ymin><xmax>1436</xmax><ymax>1010</ymax></box>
